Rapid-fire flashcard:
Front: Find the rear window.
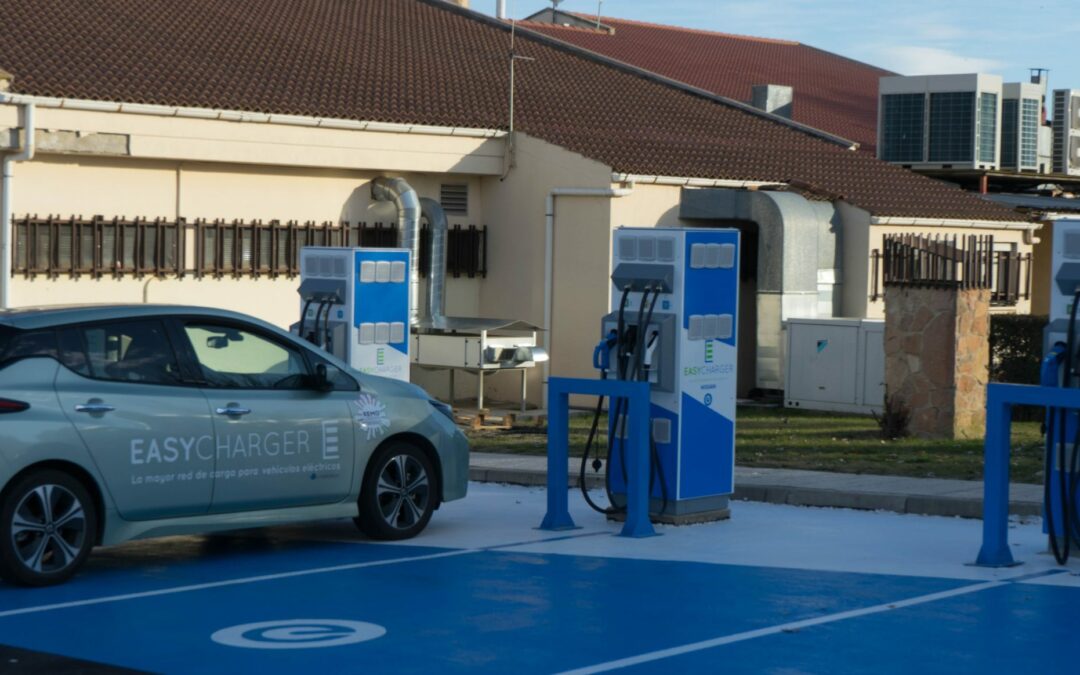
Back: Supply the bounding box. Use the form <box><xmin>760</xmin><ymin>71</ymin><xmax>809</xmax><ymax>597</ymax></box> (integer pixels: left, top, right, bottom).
<box><xmin>0</xmin><ymin>326</ymin><xmax>59</xmax><ymax>369</ymax></box>
<box><xmin>59</xmin><ymin>321</ymin><xmax>181</xmax><ymax>385</ymax></box>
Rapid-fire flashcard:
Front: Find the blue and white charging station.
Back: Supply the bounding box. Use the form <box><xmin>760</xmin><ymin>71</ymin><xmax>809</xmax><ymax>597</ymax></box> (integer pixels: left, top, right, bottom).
<box><xmin>296</xmin><ymin>247</ymin><xmax>411</xmax><ymax>382</ymax></box>
<box><xmin>1040</xmin><ymin>218</ymin><xmax>1080</xmax><ymax>561</ymax></box>
<box><xmin>589</xmin><ymin>227</ymin><xmax>740</xmax><ymax>522</ymax></box>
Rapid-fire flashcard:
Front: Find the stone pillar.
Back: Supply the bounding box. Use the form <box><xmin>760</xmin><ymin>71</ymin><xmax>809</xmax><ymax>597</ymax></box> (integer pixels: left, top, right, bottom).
<box><xmin>884</xmin><ymin>286</ymin><xmax>990</xmax><ymax>439</ymax></box>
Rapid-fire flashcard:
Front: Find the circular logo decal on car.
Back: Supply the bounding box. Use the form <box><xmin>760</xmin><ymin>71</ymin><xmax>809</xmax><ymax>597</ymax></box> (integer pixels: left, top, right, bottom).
<box><xmin>352</xmin><ymin>394</ymin><xmax>392</xmax><ymax>440</ymax></box>
<box><xmin>211</xmin><ymin>619</ymin><xmax>387</xmax><ymax>650</ymax></box>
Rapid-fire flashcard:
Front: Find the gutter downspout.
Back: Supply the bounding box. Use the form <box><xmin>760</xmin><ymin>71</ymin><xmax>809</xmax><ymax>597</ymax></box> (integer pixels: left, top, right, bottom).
<box><xmin>543</xmin><ymin>184</ymin><xmax>633</xmax><ymax>404</ymax></box>
<box><xmin>419</xmin><ymin>197</ymin><xmax>449</xmax><ymax>325</ymax></box>
<box><xmin>1</xmin><ymin>101</ymin><xmax>34</xmax><ymax>309</ymax></box>
<box><xmin>372</xmin><ymin>177</ymin><xmax>423</xmax><ymax>325</ymax></box>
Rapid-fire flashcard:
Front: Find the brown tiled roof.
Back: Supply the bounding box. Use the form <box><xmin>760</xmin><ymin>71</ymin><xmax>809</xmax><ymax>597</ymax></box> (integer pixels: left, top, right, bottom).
<box><xmin>0</xmin><ymin>0</ymin><xmax>1023</xmax><ymax>222</ymax></box>
<box><xmin>520</xmin><ymin>13</ymin><xmax>891</xmax><ymax>153</ymax></box>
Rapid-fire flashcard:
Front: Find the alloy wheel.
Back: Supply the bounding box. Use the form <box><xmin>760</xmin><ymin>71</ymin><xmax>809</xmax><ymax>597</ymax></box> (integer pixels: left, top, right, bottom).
<box><xmin>10</xmin><ymin>484</ymin><xmax>88</xmax><ymax>575</ymax></box>
<box><xmin>375</xmin><ymin>454</ymin><xmax>431</xmax><ymax>531</ymax></box>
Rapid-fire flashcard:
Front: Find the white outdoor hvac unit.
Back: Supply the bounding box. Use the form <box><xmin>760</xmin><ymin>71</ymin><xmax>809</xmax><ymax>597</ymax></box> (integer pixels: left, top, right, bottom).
<box><xmin>1052</xmin><ymin>89</ymin><xmax>1080</xmax><ymax>176</ymax></box>
<box><xmin>878</xmin><ymin>73</ymin><xmax>1002</xmax><ymax>170</ymax></box>
<box><xmin>785</xmin><ymin>318</ymin><xmax>884</xmax><ymax>415</ymax></box>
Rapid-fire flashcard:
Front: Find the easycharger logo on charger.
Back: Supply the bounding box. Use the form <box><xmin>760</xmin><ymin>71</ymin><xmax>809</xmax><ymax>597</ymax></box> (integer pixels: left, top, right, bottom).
<box><xmin>211</xmin><ymin>619</ymin><xmax>386</xmax><ymax>650</ymax></box>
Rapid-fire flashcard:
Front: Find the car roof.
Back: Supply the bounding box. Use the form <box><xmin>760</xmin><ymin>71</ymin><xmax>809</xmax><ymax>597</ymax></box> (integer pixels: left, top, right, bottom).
<box><xmin>0</xmin><ymin>304</ymin><xmax>278</xmax><ymax>331</ymax></box>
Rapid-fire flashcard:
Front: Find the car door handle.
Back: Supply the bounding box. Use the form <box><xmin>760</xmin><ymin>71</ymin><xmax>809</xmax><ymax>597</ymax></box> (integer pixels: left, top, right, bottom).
<box><xmin>74</xmin><ymin>402</ymin><xmax>115</xmax><ymax>414</ymax></box>
<box><xmin>215</xmin><ymin>406</ymin><xmax>252</xmax><ymax>417</ymax></box>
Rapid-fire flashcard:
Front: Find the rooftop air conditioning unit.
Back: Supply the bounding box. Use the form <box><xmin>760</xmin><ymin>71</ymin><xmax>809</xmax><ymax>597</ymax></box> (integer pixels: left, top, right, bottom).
<box><xmin>1001</xmin><ymin>82</ymin><xmax>1043</xmax><ymax>172</ymax></box>
<box><xmin>1052</xmin><ymin>89</ymin><xmax>1080</xmax><ymax>176</ymax></box>
<box><xmin>878</xmin><ymin>73</ymin><xmax>1002</xmax><ymax>170</ymax></box>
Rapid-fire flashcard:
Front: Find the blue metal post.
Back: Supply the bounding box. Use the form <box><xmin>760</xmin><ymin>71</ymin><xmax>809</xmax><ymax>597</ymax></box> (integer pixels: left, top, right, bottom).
<box><xmin>621</xmin><ymin>384</ymin><xmax>657</xmax><ymax>538</ymax></box>
<box><xmin>539</xmin><ymin>383</ymin><xmax>577</xmax><ymax>531</ymax></box>
<box><xmin>974</xmin><ymin>381</ymin><xmax>1080</xmax><ymax>567</ymax></box>
<box><xmin>539</xmin><ymin>377</ymin><xmax>657</xmax><ymax>536</ymax></box>
<box><xmin>975</xmin><ymin>384</ymin><xmax>1017</xmax><ymax>567</ymax></box>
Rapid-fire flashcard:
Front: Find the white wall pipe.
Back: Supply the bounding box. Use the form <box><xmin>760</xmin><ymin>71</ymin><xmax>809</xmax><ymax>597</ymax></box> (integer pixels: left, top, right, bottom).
<box><xmin>1</xmin><ymin>101</ymin><xmax>35</xmax><ymax>309</ymax></box>
<box><xmin>542</xmin><ymin>185</ymin><xmax>633</xmax><ymax>404</ymax></box>
<box><xmin>496</xmin><ymin>0</ymin><xmax>507</xmax><ymax>19</ymax></box>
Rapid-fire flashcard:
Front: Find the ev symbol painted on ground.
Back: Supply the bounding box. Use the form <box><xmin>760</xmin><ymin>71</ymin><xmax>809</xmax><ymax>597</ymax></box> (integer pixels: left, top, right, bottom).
<box><xmin>211</xmin><ymin>619</ymin><xmax>386</xmax><ymax>650</ymax></box>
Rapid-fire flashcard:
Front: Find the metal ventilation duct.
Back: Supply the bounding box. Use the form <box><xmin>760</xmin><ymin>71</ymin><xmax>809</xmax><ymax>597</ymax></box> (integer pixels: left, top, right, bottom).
<box><xmin>419</xmin><ymin>197</ymin><xmax>448</xmax><ymax>326</ymax></box>
<box><xmin>372</xmin><ymin>177</ymin><xmax>422</xmax><ymax>325</ymax></box>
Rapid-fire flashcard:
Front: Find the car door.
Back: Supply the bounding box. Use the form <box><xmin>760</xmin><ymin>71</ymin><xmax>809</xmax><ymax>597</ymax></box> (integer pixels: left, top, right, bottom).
<box><xmin>171</xmin><ymin>318</ymin><xmax>357</xmax><ymax>513</ymax></box>
<box><xmin>53</xmin><ymin>319</ymin><xmax>217</xmax><ymax>521</ymax></box>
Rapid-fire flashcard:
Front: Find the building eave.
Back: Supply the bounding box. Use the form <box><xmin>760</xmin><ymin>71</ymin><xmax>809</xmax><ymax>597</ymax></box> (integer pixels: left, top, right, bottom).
<box><xmin>0</xmin><ymin>92</ymin><xmax>508</xmax><ymax>139</ymax></box>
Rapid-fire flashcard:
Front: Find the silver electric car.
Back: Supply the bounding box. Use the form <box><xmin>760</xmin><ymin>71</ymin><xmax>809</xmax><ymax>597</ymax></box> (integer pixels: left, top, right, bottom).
<box><xmin>0</xmin><ymin>305</ymin><xmax>469</xmax><ymax>586</ymax></box>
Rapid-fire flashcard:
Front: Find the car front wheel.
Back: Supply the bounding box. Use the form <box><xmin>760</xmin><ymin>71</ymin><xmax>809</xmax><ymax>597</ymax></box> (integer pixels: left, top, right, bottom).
<box><xmin>355</xmin><ymin>442</ymin><xmax>436</xmax><ymax>540</ymax></box>
<box><xmin>0</xmin><ymin>470</ymin><xmax>97</xmax><ymax>586</ymax></box>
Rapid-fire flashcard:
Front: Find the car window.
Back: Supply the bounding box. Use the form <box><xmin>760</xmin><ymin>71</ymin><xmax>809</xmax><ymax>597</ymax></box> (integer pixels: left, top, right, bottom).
<box><xmin>184</xmin><ymin>323</ymin><xmax>307</xmax><ymax>389</ymax></box>
<box><xmin>0</xmin><ymin>327</ymin><xmax>58</xmax><ymax>368</ymax></box>
<box><xmin>59</xmin><ymin>321</ymin><xmax>181</xmax><ymax>385</ymax></box>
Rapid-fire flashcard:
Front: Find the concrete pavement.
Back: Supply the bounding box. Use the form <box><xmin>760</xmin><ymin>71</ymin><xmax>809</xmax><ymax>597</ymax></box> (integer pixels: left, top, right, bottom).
<box><xmin>468</xmin><ymin>452</ymin><xmax>1043</xmax><ymax>519</ymax></box>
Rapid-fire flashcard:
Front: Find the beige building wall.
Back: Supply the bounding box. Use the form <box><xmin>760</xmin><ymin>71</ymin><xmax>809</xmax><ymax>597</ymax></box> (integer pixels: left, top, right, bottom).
<box><xmin>476</xmin><ymin>152</ymin><xmax>694</xmax><ymax>406</ymax></box>
<box><xmin>0</xmin><ymin>103</ymin><xmax>506</xmax><ymax>175</ymax></box>
<box><xmin>610</xmin><ymin>183</ymin><xmax>686</xmax><ymax>229</ymax></box>
<box><xmin>7</xmin><ymin>157</ymin><xmax>484</xmax><ymax>326</ymax></box>
<box><xmin>1</xmin><ymin>106</ymin><xmax>649</xmax><ymax>408</ymax></box>
<box><xmin>476</xmin><ymin>133</ymin><xmax>613</xmax><ymax>405</ymax></box>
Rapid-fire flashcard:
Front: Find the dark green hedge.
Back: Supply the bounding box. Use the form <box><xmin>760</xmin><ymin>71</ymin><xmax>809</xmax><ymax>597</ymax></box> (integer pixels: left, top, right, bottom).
<box><xmin>989</xmin><ymin>314</ymin><xmax>1046</xmax><ymax>421</ymax></box>
<box><xmin>989</xmin><ymin>314</ymin><xmax>1046</xmax><ymax>384</ymax></box>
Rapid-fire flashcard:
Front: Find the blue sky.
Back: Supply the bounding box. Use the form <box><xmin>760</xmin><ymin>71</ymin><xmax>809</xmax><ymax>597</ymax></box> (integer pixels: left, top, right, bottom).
<box><xmin>491</xmin><ymin>0</ymin><xmax>1080</xmax><ymax>90</ymax></box>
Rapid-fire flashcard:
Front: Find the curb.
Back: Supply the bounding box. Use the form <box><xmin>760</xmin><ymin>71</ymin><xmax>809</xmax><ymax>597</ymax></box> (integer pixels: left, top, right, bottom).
<box><xmin>468</xmin><ymin>467</ymin><xmax>1042</xmax><ymax>519</ymax></box>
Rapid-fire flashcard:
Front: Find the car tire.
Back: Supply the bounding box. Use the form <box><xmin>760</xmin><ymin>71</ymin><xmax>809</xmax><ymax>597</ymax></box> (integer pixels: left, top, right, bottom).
<box><xmin>0</xmin><ymin>470</ymin><xmax>97</xmax><ymax>587</ymax></box>
<box><xmin>355</xmin><ymin>442</ymin><xmax>437</xmax><ymax>541</ymax></box>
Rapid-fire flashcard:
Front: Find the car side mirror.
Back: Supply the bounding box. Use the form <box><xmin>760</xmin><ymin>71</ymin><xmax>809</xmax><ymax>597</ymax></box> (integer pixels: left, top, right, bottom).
<box><xmin>309</xmin><ymin>363</ymin><xmax>334</xmax><ymax>392</ymax></box>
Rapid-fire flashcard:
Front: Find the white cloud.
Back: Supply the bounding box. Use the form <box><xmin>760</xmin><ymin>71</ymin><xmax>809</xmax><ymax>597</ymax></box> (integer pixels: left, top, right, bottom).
<box><xmin>870</xmin><ymin>46</ymin><xmax>1004</xmax><ymax>76</ymax></box>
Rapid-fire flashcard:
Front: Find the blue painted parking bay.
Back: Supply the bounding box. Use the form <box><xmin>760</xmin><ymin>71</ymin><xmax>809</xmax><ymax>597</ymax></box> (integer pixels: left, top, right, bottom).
<box><xmin>1</xmin><ymin>484</ymin><xmax>1078</xmax><ymax>673</ymax></box>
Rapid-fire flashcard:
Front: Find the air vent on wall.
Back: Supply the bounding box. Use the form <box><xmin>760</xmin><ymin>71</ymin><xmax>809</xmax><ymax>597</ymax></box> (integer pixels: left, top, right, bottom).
<box><xmin>440</xmin><ymin>184</ymin><xmax>468</xmax><ymax>215</ymax></box>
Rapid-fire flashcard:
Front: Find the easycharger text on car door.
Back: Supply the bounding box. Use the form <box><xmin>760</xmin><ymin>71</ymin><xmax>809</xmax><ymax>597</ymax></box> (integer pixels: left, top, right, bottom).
<box><xmin>174</xmin><ymin>319</ymin><xmax>357</xmax><ymax>512</ymax></box>
<box><xmin>53</xmin><ymin>320</ymin><xmax>217</xmax><ymax>520</ymax></box>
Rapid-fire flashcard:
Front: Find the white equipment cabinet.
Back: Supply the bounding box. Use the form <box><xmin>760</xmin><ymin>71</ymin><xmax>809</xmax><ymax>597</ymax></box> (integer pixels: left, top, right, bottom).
<box><xmin>784</xmin><ymin>318</ymin><xmax>884</xmax><ymax>415</ymax></box>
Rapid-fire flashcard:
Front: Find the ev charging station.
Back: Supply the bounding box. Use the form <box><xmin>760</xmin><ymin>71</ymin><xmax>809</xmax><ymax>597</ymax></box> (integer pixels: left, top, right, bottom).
<box><xmin>582</xmin><ymin>227</ymin><xmax>740</xmax><ymax>522</ymax></box>
<box><xmin>1041</xmin><ymin>218</ymin><xmax>1080</xmax><ymax>562</ymax></box>
<box><xmin>296</xmin><ymin>246</ymin><xmax>411</xmax><ymax>382</ymax></box>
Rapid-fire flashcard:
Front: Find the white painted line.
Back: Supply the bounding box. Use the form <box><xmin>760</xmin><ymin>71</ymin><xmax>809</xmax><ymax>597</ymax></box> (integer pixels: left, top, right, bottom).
<box><xmin>0</xmin><ymin>549</ymin><xmax>475</xmax><ymax>620</ymax></box>
<box><xmin>558</xmin><ymin>580</ymin><xmax>1006</xmax><ymax>675</ymax></box>
<box><xmin>0</xmin><ymin>530</ymin><xmax>613</xmax><ymax>620</ymax></box>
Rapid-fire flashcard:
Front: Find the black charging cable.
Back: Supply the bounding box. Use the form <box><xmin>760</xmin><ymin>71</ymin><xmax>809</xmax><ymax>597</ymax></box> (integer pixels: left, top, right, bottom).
<box><xmin>320</xmin><ymin>300</ymin><xmax>336</xmax><ymax>352</ymax></box>
<box><xmin>579</xmin><ymin>283</ymin><xmax>670</xmax><ymax>517</ymax></box>
<box><xmin>1048</xmin><ymin>289</ymin><xmax>1080</xmax><ymax>564</ymax></box>
<box><xmin>310</xmin><ymin>300</ymin><xmax>328</xmax><ymax>348</ymax></box>
<box><xmin>580</xmin><ymin>288</ymin><xmax>631</xmax><ymax>515</ymax></box>
<box><xmin>298</xmin><ymin>298</ymin><xmax>313</xmax><ymax>342</ymax></box>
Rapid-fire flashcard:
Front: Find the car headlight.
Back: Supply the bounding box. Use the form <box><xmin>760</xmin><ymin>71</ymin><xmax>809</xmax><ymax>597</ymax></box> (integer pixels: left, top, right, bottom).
<box><xmin>429</xmin><ymin>399</ymin><xmax>455</xmax><ymax>422</ymax></box>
